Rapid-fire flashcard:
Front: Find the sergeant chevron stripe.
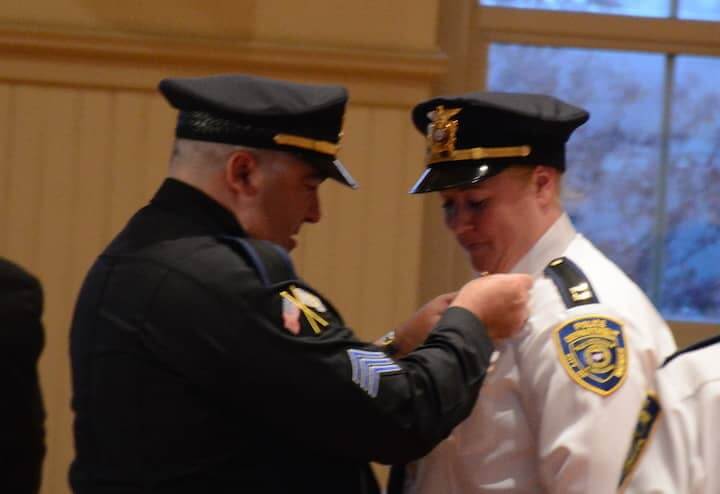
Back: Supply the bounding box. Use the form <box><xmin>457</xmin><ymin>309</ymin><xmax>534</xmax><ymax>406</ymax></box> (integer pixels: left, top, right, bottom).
<box><xmin>347</xmin><ymin>349</ymin><xmax>402</xmax><ymax>398</ymax></box>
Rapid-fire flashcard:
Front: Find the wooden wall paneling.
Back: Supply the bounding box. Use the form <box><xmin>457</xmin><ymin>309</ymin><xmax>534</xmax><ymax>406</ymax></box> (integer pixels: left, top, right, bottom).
<box><xmin>142</xmin><ymin>95</ymin><xmax>175</xmax><ymax>199</ymax></box>
<box><xmin>69</xmin><ymin>89</ymin><xmax>113</xmax><ymax>291</ymax></box>
<box><xmin>321</xmin><ymin>105</ymin><xmax>372</xmax><ymax>334</ymax></box>
<box><xmin>671</xmin><ymin>321</ymin><xmax>720</xmax><ymax>349</ymax></box>
<box><xmin>108</xmin><ymin>90</ymin><xmax>151</xmax><ymax>236</ymax></box>
<box><xmin>387</xmin><ymin>111</ymin><xmax>426</xmax><ymax>324</ymax></box>
<box><xmin>3</xmin><ymin>85</ymin><xmax>47</xmax><ymax>270</ymax></box>
<box><xmin>360</xmin><ymin>107</ymin><xmax>420</xmax><ymax>337</ymax></box>
<box><xmin>33</xmin><ymin>87</ymin><xmax>79</xmax><ymax>494</ymax></box>
<box><xmin>0</xmin><ymin>83</ymin><xmax>12</xmax><ymax>253</ymax></box>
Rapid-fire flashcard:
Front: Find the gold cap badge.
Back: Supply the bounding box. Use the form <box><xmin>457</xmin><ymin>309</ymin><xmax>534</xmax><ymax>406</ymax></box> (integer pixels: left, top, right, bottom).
<box><xmin>427</xmin><ymin>106</ymin><xmax>462</xmax><ymax>157</ymax></box>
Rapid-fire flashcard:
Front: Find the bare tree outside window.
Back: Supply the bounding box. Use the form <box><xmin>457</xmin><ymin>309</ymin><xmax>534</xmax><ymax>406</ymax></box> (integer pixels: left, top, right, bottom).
<box><xmin>662</xmin><ymin>56</ymin><xmax>720</xmax><ymax>320</ymax></box>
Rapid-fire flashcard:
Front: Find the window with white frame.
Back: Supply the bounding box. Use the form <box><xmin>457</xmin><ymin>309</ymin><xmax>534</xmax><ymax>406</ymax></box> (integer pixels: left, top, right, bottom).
<box><xmin>476</xmin><ymin>0</ymin><xmax>720</xmax><ymax>322</ymax></box>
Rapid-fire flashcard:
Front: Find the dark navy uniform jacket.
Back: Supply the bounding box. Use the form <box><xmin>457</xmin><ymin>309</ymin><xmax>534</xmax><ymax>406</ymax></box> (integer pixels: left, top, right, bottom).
<box><xmin>0</xmin><ymin>258</ymin><xmax>45</xmax><ymax>494</ymax></box>
<box><xmin>69</xmin><ymin>178</ymin><xmax>494</xmax><ymax>494</ymax></box>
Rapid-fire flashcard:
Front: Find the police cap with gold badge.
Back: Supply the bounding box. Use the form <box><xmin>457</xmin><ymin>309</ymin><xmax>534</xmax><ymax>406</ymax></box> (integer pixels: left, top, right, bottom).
<box><xmin>409</xmin><ymin>92</ymin><xmax>589</xmax><ymax>193</ymax></box>
<box><xmin>159</xmin><ymin>74</ymin><xmax>357</xmax><ymax>188</ymax></box>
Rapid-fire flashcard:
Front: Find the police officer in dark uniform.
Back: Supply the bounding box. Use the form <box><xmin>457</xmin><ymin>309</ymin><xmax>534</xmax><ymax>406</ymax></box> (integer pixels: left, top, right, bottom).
<box><xmin>0</xmin><ymin>258</ymin><xmax>45</xmax><ymax>494</ymax></box>
<box><xmin>69</xmin><ymin>74</ymin><xmax>532</xmax><ymax>494</ymax></box>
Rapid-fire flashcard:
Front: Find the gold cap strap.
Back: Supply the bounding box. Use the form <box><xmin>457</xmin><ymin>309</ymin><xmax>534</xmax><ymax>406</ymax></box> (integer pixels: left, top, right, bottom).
<box><xmin>273</xmin><ymin>133</ymin><xmax>340</xmax><ymax>156</ymax></box>
<box><xmin>427</xmin><ymin>145</ymin><xmax>531</xmax><ymax>166</ymax></box>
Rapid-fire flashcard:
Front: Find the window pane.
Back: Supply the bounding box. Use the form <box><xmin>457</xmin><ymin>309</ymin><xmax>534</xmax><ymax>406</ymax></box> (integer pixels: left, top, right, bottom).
<box><xmin>487</xmin><ymin>44</ymin><xmax>664</xmax><ymax>295</ymax></box>
<box><xmin>662</xmin><ymin>55</ymin><xmax>720</xmax><ymax>321</ymax></box>
<box><xmin>479</xmin><ymin>0</ymin><xmax>670</xmax><ymax>17</ymax></box>
<box><xmin>679</xmin><ymin>0</ymin><xmax>720</xmax><ymax>20</ymax></box>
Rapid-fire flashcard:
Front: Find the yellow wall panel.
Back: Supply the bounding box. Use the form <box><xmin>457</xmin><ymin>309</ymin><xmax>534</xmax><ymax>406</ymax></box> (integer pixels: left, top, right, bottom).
<box><xmin>108</xmin><ymin>91</ymin><xmax>159</xmax><ymax>234</ymax></box>
<box><xmin>0</xmin><ymin>0</ymin><xmax>257</xmax><ymax>39</ymax></box>
<box><xmin>4</xmin><ymin>85</ymin><xmax>47</xmax><ymax>269</ymax></box>
<box><xmin>256</xmin><ymin>0</ymin><xmax>439</xmax><ymax>50</ymax></box>
<box><xmin>70</xmin><ymin>90</ymin><xmax>115</xmax><ymax>276</ymax></box>
<box><xmin>143</xmin><ymin>97</ymin><xmax>176</xmax><ymax>198</ymax></box>
<box><xmin>0</xmin><ymin>83</ymin><xmax>11</xmax><ymax>253</ymax></box>
<box><xmin>354</xmin><ymin>107</ymin><xmax>422</xmax><ymax>335</ymax></box>
<box><xmin>34</xmin><ymin>87</ymin><xmax>79</xmax><ymax>494</ymax></box>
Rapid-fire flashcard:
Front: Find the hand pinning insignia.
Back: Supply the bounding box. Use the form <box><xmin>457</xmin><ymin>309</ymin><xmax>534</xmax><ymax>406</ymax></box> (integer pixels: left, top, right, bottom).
<box><xmin>280</xmin><ymin>285</ymin><xmax>329</xmax><ymax>334</ymax></box>
<box><xmin>553</xmin><ymin>315</ymin><xmax>628</xmax><ymax>396</ymax></box>
<box><xmin>347</xmin><ymin>349</ymin><xmax>402</xmax><ymax>398</ymax></box>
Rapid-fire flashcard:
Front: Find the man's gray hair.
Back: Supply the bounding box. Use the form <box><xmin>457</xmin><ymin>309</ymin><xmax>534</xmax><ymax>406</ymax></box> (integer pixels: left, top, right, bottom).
<box><xmin>169</xmin><ymin>138</ymin><xmax>287</xmax><ymax>175</ymax></box>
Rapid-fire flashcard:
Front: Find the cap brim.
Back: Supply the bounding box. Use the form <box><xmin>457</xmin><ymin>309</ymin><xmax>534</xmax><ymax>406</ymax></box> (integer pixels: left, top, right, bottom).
<box><xmin>300</xmin><ymin>154</ymin><xmax>358</xmax><ymax>189</ymax></box>
<box><xmin>409</xmin><ymin>161</ymin><xmax>506</xmax><ymax>194</ymax></box>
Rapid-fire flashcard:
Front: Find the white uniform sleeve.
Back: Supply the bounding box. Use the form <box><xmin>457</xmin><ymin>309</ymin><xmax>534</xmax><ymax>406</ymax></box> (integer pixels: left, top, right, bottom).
<box><xmin>517</xmin><ymin>293</ymin><xmax>653</xmax><ymax>494</ymax></box>
<box><xmin>622</xmin><ymin>344</ymin><xmax>720</xmax><ymax>494</ymax></box>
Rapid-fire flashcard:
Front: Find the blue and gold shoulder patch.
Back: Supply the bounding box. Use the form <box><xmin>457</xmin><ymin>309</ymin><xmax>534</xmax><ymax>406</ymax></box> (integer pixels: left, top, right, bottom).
<box><xmin>553</xmin><ymin>315</ymin><xmax>628</xmax><ymax>396</ymax></box>
<box><xmin>619</xmin><ymin>393</ymin><xmax>662</xmax><ymax>488</ymax></box>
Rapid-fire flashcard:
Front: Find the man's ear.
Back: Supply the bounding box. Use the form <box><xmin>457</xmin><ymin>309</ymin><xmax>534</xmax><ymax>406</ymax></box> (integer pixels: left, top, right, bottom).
<box><xmin>225</xmin><ymin>150</ymin><xmax>260</xmax><ymax>195</ymax></box>
<box><xmin>532</xmin><ymin>166</ymin><xmax>559</xmax><ymax>207</ymax></box>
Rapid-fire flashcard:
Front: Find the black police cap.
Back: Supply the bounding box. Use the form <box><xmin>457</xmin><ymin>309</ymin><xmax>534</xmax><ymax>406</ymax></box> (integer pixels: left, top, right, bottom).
<box><xmin>158</xmin><ymin>74</ymin><xmax>357</xmax><ymax>188</ymax></box>
<box><xmin>409</xmin><ymin>92</ymin><xmax>589</xmax><ymax>194</ymax></box>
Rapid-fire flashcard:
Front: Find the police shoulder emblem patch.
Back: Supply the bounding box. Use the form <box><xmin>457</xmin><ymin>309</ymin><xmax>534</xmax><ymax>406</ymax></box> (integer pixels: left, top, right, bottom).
<box><xmin>553</xmin><ymin>315</ymin><xmax>628</xmax><ymax>396</ymax></box>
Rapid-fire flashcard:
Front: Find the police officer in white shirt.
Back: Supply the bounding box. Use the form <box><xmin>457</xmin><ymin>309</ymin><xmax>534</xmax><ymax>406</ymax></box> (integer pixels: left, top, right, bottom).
<box><xmin>619</xmin><ymin>335</ymin><xmax>720</xmax><ymax>494</ymax></box>
<box><xmin>389</xmin><ymin>92</ymin><xmax>678</xmax><ymax>494</ymax></box>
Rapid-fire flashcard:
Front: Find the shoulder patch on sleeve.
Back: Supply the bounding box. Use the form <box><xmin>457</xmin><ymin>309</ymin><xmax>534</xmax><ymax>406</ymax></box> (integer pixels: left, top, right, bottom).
<box><xmin>280</xmin><ymin>285</ymin><xmax>329</xmax><ymax>335</ymax></box>
<box><xmin>544</xmin><ymin>257</ymin><xmax>598</xmax><ymax>308</ymax></box>
<box><xmin>219</xmin><ymin>236</ymin><xmax>297</xmax><ymax>286</ymax></box>
<box><xmin>553</xmin><ymin>315</ymin><xmax>628</xmax><ymax>396</ymax></box>
<box><xmin>619</xmin><ymin>393</ymin><xmax>662</xmax><ymax>488</ymax></box>
<box><xmin>347</xmin><ymin>349</ymin><xmax>402</xmax><ymax>398</ymax></box>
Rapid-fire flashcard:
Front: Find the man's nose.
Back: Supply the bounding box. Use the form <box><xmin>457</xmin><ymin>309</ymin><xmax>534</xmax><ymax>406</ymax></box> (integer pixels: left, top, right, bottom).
<box><xmin>305</xmin><ymin>191</ymin><xmax>321</xmax><ymax>223</ymax></box>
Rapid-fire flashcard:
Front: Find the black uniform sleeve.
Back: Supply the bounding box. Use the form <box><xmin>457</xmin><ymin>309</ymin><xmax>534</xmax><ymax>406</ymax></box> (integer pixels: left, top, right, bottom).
<box><xmin>0</xmin><ymin>259</ymin><xmax>45</xmax><ymax>493</ymax></box>
<box><xmin>138</xmin><ymin>267</ymin><xmax>493</xmax><ymax>465</ymax></box>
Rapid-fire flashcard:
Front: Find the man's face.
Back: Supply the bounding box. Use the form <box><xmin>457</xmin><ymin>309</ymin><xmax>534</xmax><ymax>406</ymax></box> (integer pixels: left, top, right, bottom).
<box><xmin>246</xmin><ymin>153</ymin><xmax>325</xmax><ymax>251</ymax></box>
<box><xmin>439</xmin><ymin>167</ymin><xmax>542</xmax><ymax>273</ymax></box>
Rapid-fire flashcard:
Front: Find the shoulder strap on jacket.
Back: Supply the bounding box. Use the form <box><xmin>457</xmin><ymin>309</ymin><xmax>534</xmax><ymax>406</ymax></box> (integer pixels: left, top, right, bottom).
<box><xmin>662</xmin><ymin>334</ymin><xmax>720</xmax><ymax>367</ymax></box>
<box><xmin>544</xmin><ymin>256</ymin><xmax>598</xmax><ymax>308</ymax></box>
<box><xmin>220</xmin><ymin>236</ymin><xmax>298</xmax><ymax>287</ymax></box>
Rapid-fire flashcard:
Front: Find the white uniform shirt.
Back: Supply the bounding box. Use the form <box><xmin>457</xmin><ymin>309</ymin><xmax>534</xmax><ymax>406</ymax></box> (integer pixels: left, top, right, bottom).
<box><xmin>404</xmin><ymin>214</ymin><xmax>677</xmax><ymax>494</ymax></box>
<box><xmin>621</xmin><ymin>336</ymin><xmax>720</xmax><ymax>494</ymax></box>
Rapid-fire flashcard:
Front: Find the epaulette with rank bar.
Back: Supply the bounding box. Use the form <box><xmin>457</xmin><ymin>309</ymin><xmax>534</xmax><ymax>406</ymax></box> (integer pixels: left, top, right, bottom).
<box><xmin>220</xmin><ymin>236</ymin><xmax>298</xmax><ymax>287</ymax></box>
<box><xmin>544</xmin><ymin>256</ymin><xmax>598</xmax><ymax>308</ymax></box>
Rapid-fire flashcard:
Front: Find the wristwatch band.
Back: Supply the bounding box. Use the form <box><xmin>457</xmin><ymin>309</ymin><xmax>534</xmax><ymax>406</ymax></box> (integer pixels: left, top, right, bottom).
<box><xmin>378</xmin><ymin>330</ymin><xmax>399</xmax><ymax>356</ymax></box>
